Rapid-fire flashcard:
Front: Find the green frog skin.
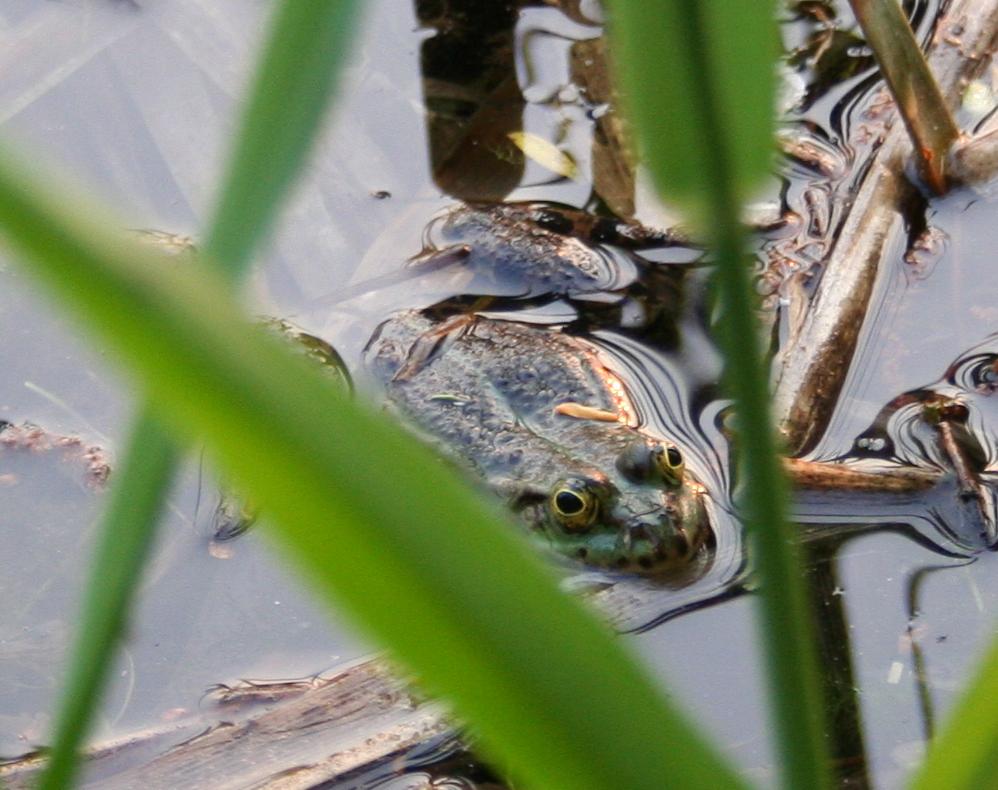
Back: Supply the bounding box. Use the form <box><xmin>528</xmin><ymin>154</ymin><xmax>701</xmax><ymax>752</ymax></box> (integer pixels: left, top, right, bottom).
<box><xmin>364</xmin><ymin>310</ymin><xmax>711</xmax><ymax>574</ymax></box>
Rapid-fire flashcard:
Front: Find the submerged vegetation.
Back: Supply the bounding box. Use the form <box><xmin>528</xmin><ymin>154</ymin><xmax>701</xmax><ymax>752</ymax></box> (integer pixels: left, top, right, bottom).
<box><xmin>0</xmin><ymin>1</ymin><xmax>995</xmax><ymax>787</ymax></box>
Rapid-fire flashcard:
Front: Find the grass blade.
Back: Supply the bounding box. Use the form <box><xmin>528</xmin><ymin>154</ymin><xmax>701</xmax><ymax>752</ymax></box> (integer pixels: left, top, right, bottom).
<box><xmin>604</xmin><ymin>1</ymin><xmax>775</xmax><ymax>223</ymax></box>
<box><xmin>0</xmin><ymin>148</ymin><xmax>749</xmax><ymax>790</ymax></box>
<box><xmin>910</xmin><ymin>634</ymin><xmax>998</xmax><ymax>789</ymax></box>
<box><xmin>849</xmin><ymin>0</ymin><xmax>959</xmax><ymax>194</ymax></box>
<box><xmin>38</xmin><ymin>422</ymin><xmax>179</xmax><ymax>790</ymax></box>
<box><xmin>605</xmin><ymin>3</ymin><xmax>832</xmax><ymax>789</ymax></box>
<box><xmin>38</xmin><ymin>3</ymin><xmax>359</xmax><ymax>786</ymax></box>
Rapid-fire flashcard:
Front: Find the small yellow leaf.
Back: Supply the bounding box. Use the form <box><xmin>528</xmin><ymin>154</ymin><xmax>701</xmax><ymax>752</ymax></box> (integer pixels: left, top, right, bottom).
<box><xmin>507</xmin><ymin>132</ymin><xmax>578</xmax><ymax>179</ymax></box>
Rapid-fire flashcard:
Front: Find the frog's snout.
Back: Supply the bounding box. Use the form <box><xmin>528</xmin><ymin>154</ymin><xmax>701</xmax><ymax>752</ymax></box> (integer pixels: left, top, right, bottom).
<box><xmin>621</xmin><ymin>518</ymin><xmax>695</xmax><ymax>570</ymax></box>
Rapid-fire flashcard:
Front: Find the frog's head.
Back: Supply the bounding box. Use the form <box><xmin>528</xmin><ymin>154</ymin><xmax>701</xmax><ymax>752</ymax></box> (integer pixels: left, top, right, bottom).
<box><xmin>511</xmin><ymin>437</ymin><xmax>711</xmax><ymax>575</ymax></box>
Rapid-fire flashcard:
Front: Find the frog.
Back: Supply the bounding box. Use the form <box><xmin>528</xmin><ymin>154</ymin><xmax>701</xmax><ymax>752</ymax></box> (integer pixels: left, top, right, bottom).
<box><xmin>363</xmin><ymin>309</ymin><xmax>711</xmax><ymax>574</ymax></box>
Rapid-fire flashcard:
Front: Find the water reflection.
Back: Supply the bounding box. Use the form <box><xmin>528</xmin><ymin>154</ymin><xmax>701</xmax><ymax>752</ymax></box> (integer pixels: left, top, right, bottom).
<box><xmin>416</xmin><ymin>0</ymin><xmax>637</xmax><ymax>215</ymax></box>
<box><xmin>417</xmin><ymin>1</ymin><xmax>525</xmax><ymax>200</ymax></box>
<box><xmin>0</xmin><ymin>434</ymin><xmax>106</xmax><ymax>757</ymax></box>
<box><xmin>795</xmin><ymin>523</ymin><xmax>983</xmax><ymax>790</ymax></box>
<box><xmin>850</xmin><ymin>336</ymin><xmax>998</xmax><ymax>469</ymax></box>
<box><xmin>804</xmin><ymin>531</ymin><xmax>873</xmax><ymax>788</ymax></box>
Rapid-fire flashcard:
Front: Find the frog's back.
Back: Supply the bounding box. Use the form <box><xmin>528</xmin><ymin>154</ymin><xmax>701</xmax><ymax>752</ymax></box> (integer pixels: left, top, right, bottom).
<box><xmin>364</xmin><ymin>311</ymin><xmax>627</xmax><ymax>478</ymax></box>
<box><xmin>366</xmin><ymin>311</ymin><xmax>621</xmax><ymax>419</ymax></box>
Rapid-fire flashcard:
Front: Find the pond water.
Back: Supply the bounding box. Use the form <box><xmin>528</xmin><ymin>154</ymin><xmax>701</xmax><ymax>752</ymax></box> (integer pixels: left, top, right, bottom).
<box><xmin>0</xmin><ymin>1</ymin><xmax>996</xmax><ymax>788</ymax></box>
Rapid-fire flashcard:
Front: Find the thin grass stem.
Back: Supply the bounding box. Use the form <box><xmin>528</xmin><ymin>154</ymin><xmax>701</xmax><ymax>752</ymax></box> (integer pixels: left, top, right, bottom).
<box><xmin>850</xmin><ymin>0</ymin><xmax>960</xmax><ymax>193</ymax></box>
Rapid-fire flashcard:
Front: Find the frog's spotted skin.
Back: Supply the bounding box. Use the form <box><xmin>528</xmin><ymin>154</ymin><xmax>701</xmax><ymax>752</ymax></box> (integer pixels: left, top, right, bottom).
<box><xmin>364</xmin><ymin>310</ymin><xmax>711</xmax><ymax>574</ymax></box>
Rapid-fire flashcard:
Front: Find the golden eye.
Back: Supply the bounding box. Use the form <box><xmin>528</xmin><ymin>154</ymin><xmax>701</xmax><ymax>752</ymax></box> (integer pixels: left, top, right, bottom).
<box><xmin>654</xmin><ymin>443</ymin><xmax>685</xmax><ymax>487</ymax></box>
<box><xmin>551</xmin><ymin>482</ymin><xmax>598</xmax><ymax>531</ymax></box>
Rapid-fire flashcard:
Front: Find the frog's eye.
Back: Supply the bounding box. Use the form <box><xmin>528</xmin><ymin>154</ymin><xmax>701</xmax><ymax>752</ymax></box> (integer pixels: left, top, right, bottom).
<box><xmin>654</xmin><ymin>444</ymin><xmax>685</xmax><ymax>487</ymax></box>
<box><xmin>617</xmin><ymin>439</ymin><xmax>684</xmax><ymax>486</ymax></box>
<box><xmin>550</xmin><ymin>481</ymin><xmax>599</xmax><ymax>531</ymax></box>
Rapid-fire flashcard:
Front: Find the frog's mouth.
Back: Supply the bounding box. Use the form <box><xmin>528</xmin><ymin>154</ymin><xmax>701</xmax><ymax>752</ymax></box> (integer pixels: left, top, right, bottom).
<box><xmin>624</xmin><ymin>522</ymin><xmax>697</xmax><ymax>569</ymax></box>
<box><xmin>555</xmin><ymin>517</ymin><xmax>710</xmax><ymax>575</ymax></box>
<box><xmin>581</xmin><ymin>491</ymin><xmax>713</xmax><ymax>575</ymax></box>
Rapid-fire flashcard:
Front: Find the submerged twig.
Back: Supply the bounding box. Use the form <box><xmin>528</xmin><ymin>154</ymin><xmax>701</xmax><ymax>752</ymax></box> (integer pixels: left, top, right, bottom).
<box><xmin>0</xmin><ymin>659</ymin><xmax>453</xmax><ymax>790</ymax></box>
<box><xmin>923</xmin><ymin>399</ymin><xmax>998</xmax><ymax>542</ymax></box>
<box><xmin>783</xmin><ymin>457</ymin><xmax>939</xmax><ymax>493</ymax></box>
<box><xmin>774</xmin><ymin>0</ymin><xmax>998</xmax><ymax>454</ymax></box>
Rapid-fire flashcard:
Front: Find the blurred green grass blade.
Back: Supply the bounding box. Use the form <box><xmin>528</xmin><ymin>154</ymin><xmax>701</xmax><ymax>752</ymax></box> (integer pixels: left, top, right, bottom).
<box><xmin>605</xmin><ymin>3</ymin><xmax>832</xmax><ymax>790</ymax></box>
<box><xmin>605</xmin><ymin>0</ymin><xmax>775</xmax><ymax>223</ymax></box>
<box><xmin>204</xmin><ymin>0</ymin><xmax>360</xmax><ymax>270</ymax></box>
<box><xmin>39</xmin><ymin>423</ymin><xmax>179</xmax><ymax>790</ymax></box>
<box><xmin>911</xmin><ymin>634</ymin><xmax>998</xmax><ymax>789</ymax></box>
<box><xmin>38</xmin><ymin>3</ymin><xmax>358</xmax><ymax>787</ymax></box>
<box><xmin>850</xmin><ymin>0</ymin><xmax>958</xmax><ymax>194</ymax></box>
<box><xmin>0</xmin><ymin>151</ymin><xmax>749</xmax><ymax>790</ymax></box>
<box><xmin>708</xmin><ymin>228</ymin><xmax>830</xmax><ymax>790</ymax></box>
